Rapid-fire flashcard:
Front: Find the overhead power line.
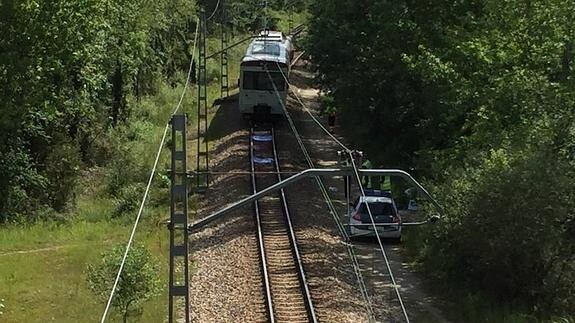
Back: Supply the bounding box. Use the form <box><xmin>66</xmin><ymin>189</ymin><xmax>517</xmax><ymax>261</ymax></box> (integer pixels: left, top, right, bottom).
<box><xmin>271</xmin><ymin>58</ymin><xmax>411</xmax><ymax>322</ymax></box>
<box><xmin>206</xmin><ymin>0</ymin><xmax>221</xmax><ymax>21</ymax></box>
<box><xmin>248</xmin><ymin>56</ymin><xmax>375</xmax><ymax>319</ymax></box>
<box><xmin>348</xmin><ymin>156</ymin><xmax>411</xmax><ymax>322</ymax></box>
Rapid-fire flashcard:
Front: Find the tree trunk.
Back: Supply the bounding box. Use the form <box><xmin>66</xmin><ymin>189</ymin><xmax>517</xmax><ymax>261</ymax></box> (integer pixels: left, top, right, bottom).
<box><xmin>111</xmin><ymin>60</ymin><xmax>123</xmax><ymax>127</ymax></box>
<box><xmin>560</xmin><ymin>40</ymin><xmax>573</xmax><ymax>82</ymax></box>
<box><xmin>122</xmin><ymin>299</ymin><xmax>134</xmax><ymax>323</ymax></box>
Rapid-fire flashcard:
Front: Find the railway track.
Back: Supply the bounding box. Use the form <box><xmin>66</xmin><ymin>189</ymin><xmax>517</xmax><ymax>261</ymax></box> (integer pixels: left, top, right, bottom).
<box><xmin>249</xmin><ymin>126</ymin><xmax>317</xmax><ymax>323</ymax></box>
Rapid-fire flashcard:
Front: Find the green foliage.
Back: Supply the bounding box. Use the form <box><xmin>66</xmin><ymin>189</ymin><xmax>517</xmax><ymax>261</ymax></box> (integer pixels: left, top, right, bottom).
<box><xmin>425</xmin><ymin>147</ymin><xmax>575</xmax><ymax>316</ymax></box>
<box><xmin>0</xmin><ymin>0</ymin><xmax>196</xmax><ymax>222</ymax></box>
<box><xmin>112</xmin><ymin>184</ymin><xmax>146</xmax><ymax>218</ymax></box>
<box><xmin>308</xmin><ymin>0</ymin><xmax>575</xmax><ymax>318</ymax></box>
<box><xmin>86</xmin><ymin>244</ymin><xmax>161</xmax><ymax>322</ymax></box>
<box><xmin>218</xmin><ymin>0</ymin><xmax>308</xmax><ymax>32</ymax></box>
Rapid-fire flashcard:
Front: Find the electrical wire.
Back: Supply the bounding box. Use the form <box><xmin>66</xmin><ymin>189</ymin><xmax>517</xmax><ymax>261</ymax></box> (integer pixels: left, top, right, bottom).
<box><xmin>99</xmin><ymin>20</ymin><xmax>200</xmax><ymax>323</ymax></box>
<box><xmin>275</xmin><ymin>60</ymin><xmax>350</xmax><ymax>152</ymax></box>
<box><xmin>348</xmin><ymin>156</ymin><xmax>411</xmax><ymax>323</ymax></box>
<box><xmin>255</xmin><ymin>60</ymin><xmax>375</xmax><ymax>320</ymax></box>
<box><xmin>270</xmin><ymin>58</ymin><xmax>411</xmax><ymax>322</ymax></box>
<box><xmin>206</xmin><ymin>0</ymin><xmax>221</xmax><ymax>21</ymax></box>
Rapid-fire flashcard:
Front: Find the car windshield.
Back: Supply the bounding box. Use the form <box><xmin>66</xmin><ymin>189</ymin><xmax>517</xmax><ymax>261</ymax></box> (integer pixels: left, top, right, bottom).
<box><xmin>358</xmin><ymin>202</ymin><xmax>395</xmax><ymax>216</ymax></box>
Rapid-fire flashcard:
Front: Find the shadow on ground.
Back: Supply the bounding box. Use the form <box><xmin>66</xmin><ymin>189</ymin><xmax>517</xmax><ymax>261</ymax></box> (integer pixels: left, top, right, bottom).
<box><xmin>205</xmin><ymin>92</ymin><xmax>245</xmax><ymax>141</ymax></box>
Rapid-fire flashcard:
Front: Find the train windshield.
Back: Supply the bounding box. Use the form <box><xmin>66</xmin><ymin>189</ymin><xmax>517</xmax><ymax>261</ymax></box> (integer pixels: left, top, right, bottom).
<box><xmin>250</xmin><ymin>43</ymin><xmax>281</xmax><ymax>56</ymax></box>
<box><xmin>243</xmin><ymin>71</ymin><xmax>286</xmax><ymax>91</ymax></box>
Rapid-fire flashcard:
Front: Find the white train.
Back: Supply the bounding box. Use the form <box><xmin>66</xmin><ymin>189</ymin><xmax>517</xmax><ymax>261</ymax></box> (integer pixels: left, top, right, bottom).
<box><xmin>239</xmin><ymin>31</ymin><xmax>293</xmax><ymax>121</ymax></box>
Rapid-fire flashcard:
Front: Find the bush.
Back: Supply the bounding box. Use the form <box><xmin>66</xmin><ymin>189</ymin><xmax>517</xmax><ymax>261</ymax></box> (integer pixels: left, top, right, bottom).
<box><xmin>86</xmin><ymin>245</ymin><xmax>160</xmax><ymax>323</ymax></box>
<box><xmin>422</xmin><ymin>147</ymin><xmax>575</xmax><ymax>317</ymax></box>
<box><xmin>0</xmin><ymin>143</ymin><xmax>48</xmax><ymax>223</ymax></box>
<box><xmin>111</xmin><ymin>183</ymin><xmax>145</xmax><ymax>218</ymax></box>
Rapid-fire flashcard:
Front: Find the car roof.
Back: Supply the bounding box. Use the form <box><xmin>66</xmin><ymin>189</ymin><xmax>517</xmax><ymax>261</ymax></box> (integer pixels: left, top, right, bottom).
<box><xmin>364</xmin><ymin>189</ymin><xmax>392</xmax><ymax>198</ymax></box>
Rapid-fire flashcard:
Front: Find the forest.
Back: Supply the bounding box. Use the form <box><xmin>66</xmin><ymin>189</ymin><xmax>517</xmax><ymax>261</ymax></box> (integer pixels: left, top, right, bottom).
<box><xmin>0</xmin><ymin>0</ymin><xmax>304</xmax><ymax>321</ymax></box>
<box><xmin>0</xmin><ymin>0</ymin><xmax>196</xmax><ymax>221</ymax></box>
<box><xmin>307</xmin><ymin>0</ymin><xmax>574</xmax><ymax>320</ymax></box>
<box><xmin>1</xmin><ymin>0</ymin><xmax>573</xmax><ymax>321</ymax></box>
<box><xmin>0</xmin><ymin>0</ymin><xmax>302</xmax><ymax>222</ymax></box>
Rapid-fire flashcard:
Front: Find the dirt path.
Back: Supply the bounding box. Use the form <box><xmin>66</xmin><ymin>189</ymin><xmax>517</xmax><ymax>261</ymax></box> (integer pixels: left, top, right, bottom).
<box><xmin>286</xmin><ymin>61</ymin><xmax>451</xmax><ymax>323</ymax></box>
<box><xmin>0</xmin><ymin>243</ymin><xmax>101</xmax><ymax>257</ymax></box>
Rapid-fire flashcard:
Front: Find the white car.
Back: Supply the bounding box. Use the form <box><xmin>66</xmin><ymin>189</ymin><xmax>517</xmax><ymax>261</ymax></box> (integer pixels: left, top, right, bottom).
<box><xmin>348</xmin><ymin>189</ymin><xmax>402</xmax><ymax>241</ymax></box>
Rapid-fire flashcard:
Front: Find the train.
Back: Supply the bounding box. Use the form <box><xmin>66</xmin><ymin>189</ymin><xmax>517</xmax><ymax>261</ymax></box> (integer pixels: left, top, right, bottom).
<box><xmin>239</xmin><ymin>30</ymin><xmax>294</xmax><ymax>121</ymax></box>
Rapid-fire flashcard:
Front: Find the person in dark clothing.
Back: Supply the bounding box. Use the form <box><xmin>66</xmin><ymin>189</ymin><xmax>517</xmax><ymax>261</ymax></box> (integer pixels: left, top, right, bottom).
<box><xmin>326</xmin><ymin>106</ymin><xmax>336</xmax><ymax>133</ymax></box>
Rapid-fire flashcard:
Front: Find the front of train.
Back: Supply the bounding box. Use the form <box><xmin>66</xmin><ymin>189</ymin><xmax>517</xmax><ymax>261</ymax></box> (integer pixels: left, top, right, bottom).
<box><xmin>239</xmin><ymin>31</ymin><xmax>291</xmax><ymax>122</ymax></box>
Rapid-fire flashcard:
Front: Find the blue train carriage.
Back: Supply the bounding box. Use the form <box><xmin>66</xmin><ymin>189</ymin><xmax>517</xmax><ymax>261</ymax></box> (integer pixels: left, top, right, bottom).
<box><xmin>239</xmin><ymin>31</ymin><xmax>292</xmax><ymax>121</ymax></box>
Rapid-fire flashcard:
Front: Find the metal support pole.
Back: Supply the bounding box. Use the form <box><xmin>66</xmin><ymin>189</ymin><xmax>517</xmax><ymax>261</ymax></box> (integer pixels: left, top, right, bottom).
<box><xmin>288</xmin><ymin>6</ymin><xmax>293</xmax><ymax>34</ymax></box>
<box><xmin>168</xmin><ymin>114</ymin><xmax>190</xmax><ymax>323</ymax></box>
<box><xmin>337</xmin><ymin>150</ymin><xmax>351</xmax><ymax>216</ymax></box>
<box><xmin>220</xmin><ymin>0</ymin><xmax>229</xmax><ymax>98</ymax></box>
<box><xmin>261</xmin><ymin>0</ymin><xmax>268</xmax><ymax>30</ymax></box>
<box><xmin>196</xmin><ymin>9</ymin><xmax>209</xmax><ymax>193</ymax></box>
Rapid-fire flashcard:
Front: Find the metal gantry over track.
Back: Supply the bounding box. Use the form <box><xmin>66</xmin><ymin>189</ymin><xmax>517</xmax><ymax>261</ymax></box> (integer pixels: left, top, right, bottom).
<box><xmin>196</xmin><ymin>9</ymin><xmax>209</xmax><ymax>193</ymax></box>
<box><xmin>168</xmin><ymin>114</ymin><xmax>190</xmax><ymax>323</ymax></box>
<box><xmin>188</xmin><ymin>168</ymin><xmax>444</xmax><ymax>232</ymax></box>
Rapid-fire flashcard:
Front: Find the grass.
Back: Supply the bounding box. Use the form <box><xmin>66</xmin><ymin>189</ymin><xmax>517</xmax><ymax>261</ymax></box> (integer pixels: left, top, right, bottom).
<box><xmin>0</xmin><ymin>213</ymin><xmax>169</xmax><ymax>323</ymax></box>
<box><xmin>0</xmin><ymin>23</ymin><xmax>287</xmax><ymax>322</ymax></box>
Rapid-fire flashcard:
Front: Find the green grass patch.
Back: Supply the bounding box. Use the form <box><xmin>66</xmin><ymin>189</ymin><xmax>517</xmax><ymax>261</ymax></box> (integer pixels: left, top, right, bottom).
<box><xmin>0</xmin><ymin>221</ymin><xmax>124</xmax><ymax>254</ymax></box>
<box><xmin>0</xmin><ymin>216</ymin><xmax>168</xmax><ymax>323</ymax></box>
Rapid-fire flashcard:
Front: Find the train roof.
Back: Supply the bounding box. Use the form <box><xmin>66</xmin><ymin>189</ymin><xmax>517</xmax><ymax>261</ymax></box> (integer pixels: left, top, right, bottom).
<box><xmin>242</xmin><ymin>33</ymin><xmax>290</xmax><ymax>65</ymax></box>
<box><xmin>256</xmin><ymin>30</ymin><xmax>285</xmax><ymax>42</ymax></box>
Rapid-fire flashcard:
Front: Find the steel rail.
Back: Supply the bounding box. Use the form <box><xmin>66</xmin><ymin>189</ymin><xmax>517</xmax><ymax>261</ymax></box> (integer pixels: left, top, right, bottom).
<box><xmin>250</xmin><ymin>128</ymin><xmax>275</xmax><ymax>323</ymax></box>
<box><xmin>271</xmin><ymin>128</ymin><xmax>318</xmax><ymax>323</ymax></box>
<box><xmin>250</xmin><ymin>127</ymin><xmax>316</xmax><ymax>322</ymax></box>
<box><xmin>273</xmin><ymin>66</ymin><xmax>375</xmax><ymax>319</ymax></box>
<box><xmin>272</xmin><ymin>58</ymin><xmax>445</xmax><ymax>221</ymax></box>
<box><xmin>260</xmin><ymin>57</ymin><xmax>375</xmax><ymax>320</ymax></box>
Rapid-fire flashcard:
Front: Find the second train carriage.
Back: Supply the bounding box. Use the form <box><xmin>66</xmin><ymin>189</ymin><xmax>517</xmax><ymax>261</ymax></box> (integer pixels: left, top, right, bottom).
<box><xmin>239</xmin><ymin>31</ymin><xmax>293</xmax><ymax>120</ymax></box>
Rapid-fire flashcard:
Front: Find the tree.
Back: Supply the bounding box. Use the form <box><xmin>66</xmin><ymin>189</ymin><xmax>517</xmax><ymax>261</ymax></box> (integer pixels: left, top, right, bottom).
<box><xmin>0</xmin><ymin>0</ymin><xmax>196</xmax><ymax>221</ymax></box>
<box><xmin>308</xmin><ymin>0</ymin><xmax>575</xmax><ymax>318</ymax></box>
<box><xmin>87</xmin><ymin>245</ymin><xmax>161</xmax><ymax>323</ymax></box>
